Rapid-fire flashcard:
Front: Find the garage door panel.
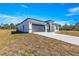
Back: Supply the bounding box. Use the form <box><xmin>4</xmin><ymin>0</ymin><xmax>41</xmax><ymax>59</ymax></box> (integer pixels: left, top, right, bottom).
<box><xmin>32</xmin><ymin>24</ymin><xmax>45</xmax><ymax>32</ymax></box>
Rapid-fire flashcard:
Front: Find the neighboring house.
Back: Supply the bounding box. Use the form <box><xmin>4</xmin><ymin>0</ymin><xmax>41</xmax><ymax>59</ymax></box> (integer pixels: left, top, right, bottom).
<box><xmin>17</xmin><ymin>18</ymin><xmax>60</xmax><ymax>33</ymax></box>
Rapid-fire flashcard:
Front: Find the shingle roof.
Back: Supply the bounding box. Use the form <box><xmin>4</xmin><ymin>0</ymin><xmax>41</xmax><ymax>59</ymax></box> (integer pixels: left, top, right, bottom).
<box><xmin>17</xmin><ymin>18</ymin><xmax>46</xmax><ymax>25</ymax></box>
<box><xmin>17</xmin><ymin>18</ymin><xmax>60</xmax><ymax>26</ymax></box>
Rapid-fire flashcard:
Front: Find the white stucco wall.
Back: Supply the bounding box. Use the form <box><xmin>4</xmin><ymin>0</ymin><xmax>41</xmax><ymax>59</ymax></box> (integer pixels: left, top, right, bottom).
<box><xmin>28</xmin><ymin>22</ymin><xmax>32</xmax><ymax>33</ymax></box>
<box><xmin>17</xmin><ymin>21</ymin><xmax>29</xmax><ymax>32</ymax></box>
<box><xmin>17</xmin><ymin>18</ymin><xmax>59</xmax><ymax>33</ymax></box>
<box><xmin>45</xmin><ymin>24</ymin><xmax>47</xmax><ymax>32</ymax></box>
<box><xmin>54</xmin><ymin>24</ymin><xmax>59</xmax><ymax>32</ymax></box>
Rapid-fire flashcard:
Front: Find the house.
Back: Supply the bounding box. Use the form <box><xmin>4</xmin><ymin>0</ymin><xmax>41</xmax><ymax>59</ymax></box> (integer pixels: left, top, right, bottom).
<box><xmin>16</xmin><ymin>18</ymin><xmax>60</xmax><ymax>33</ymax></box>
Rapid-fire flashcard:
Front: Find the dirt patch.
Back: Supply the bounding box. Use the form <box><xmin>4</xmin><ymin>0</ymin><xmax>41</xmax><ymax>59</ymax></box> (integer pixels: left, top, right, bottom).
<box><xmin>0</xmin><ymin>30</ymin><xmax>79</xmax><ymax>56</ymax></box>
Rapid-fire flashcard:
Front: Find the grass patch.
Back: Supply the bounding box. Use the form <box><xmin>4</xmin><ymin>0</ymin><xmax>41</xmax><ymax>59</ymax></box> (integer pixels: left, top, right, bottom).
<box><xmin>57</xmin><ymin>31</ymin><xmax>79</xmax><ymax>37</ymax></box>
<box><xmin>0</xmin><ymin>30</ymin><xmax>79</xmax><ymax>55</ymax></box>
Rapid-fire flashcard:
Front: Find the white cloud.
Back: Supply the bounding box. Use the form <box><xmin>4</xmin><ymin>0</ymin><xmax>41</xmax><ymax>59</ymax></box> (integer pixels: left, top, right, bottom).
<box><xmin>55</xmin><ymin>20</ymin><xmax>74</xmax><ymax>25</ymax></box>
<box><xmin>69</xmin><ymin>7</ymin><xmax>79</xmax><ymax>13</ymax></box>
<box><xmin>0</xmin><ymin>14</ymin><xmax>14</xmax><ymax>18</ymax></box>
<box><xmin>20</xmin><ymin>5</ymin><xmax>28</xmax><ymax>8</ymax></box>
<box><xmin>0</xmin><ymin>14</ymin><xmax>25</xmax><ymax>24</ymax></box>
<box><xmin>66</xmin><ymin>13</ymin><xmax>75</xmax><ymax>16</ymax></box>
<box><xmin>66</xmin><ymin>7</ymin><xmax>79</xmax><ymax>16</ymax></box>
<box><xmin>55</xmin><ymin>21</ymin><xmax>69</xmax><ymax>25</ymax></box>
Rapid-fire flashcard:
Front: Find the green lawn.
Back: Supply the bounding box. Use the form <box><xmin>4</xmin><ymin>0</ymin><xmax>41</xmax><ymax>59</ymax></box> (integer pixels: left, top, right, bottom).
<box><xmin>57</xmin><ymin>31</ymin><xmax>79</xmax><ymax>37</ymax></box>
<box><xmin>0</xmin><ymin>30</ymin><xmax>79</xmax><ymax>56</ymax></box>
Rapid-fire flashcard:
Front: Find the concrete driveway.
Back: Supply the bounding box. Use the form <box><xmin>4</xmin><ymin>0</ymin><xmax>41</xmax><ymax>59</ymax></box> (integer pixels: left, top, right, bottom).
<box><xmin>34</xmin><ymin>32</ymin><xmax>79</xmax><ymax>46</ymax></box>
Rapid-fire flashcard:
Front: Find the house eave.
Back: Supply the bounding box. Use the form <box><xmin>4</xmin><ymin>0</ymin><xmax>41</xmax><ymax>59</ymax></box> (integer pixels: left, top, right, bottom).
<box><xmin>17</xmin><ymin>18</ymin><xmax>46</xmax><ymax>26</ymax></box>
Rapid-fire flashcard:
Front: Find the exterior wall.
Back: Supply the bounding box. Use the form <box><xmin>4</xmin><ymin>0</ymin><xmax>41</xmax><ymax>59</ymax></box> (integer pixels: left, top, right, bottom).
<box><xmin>46</xmin><ymin>21</ymin><xmax>59</xmax><ymax>32</ymax></box>
<box><xmin>45</xmin><ymin>24</ymin><xmax>47</xmax><ymax>32</ymax></box>
<box><xmin>28</xmin><ymin>19</ymin><xmax>47</xmax><ymax>33</ymax></box>
<box><xmin>28</xmin><ymin>22</ymin><xmax>32</xmax><ymax>33</ymax></box>
<box><xmin>46</xmin><ymin>21</ymin><xmax>55</xmax><ymax>32</ymax></box>
<box><xmin>17</xmin><ymin>21</ymin><xmax>29</xmax><ymax>32</ymax></box>
<box><xmin>28</xmin><ymin>19</ymin><xmax>46</xmax><ymax>25</ymax></box>
<box><xmin>54</xmin><ymin>24</ymin><xmax>59</xmax><ymax>32</ymax></box>
<box><xmin>52</xmin><ymin>24</ymin><xmax>55</xmax><ymax>32</ymax></box>
<box><xmin>17</xmin><ymin>18</ymin><xmax>59</xmax><ymax>33</ymax></box>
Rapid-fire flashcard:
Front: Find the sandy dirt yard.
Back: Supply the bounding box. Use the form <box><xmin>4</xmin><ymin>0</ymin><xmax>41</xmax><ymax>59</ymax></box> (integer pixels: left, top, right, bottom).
<box><xmin>0</xmin><ymin>30</ymin><xmax>79</xmax><ymax>56</ymax></box>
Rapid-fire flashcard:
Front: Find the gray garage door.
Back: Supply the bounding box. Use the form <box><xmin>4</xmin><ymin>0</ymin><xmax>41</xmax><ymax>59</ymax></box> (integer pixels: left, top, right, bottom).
<box><xmin>32</xmin><ymin>24</ymin><xmax>45</xmax><ymax>32</ymax></box>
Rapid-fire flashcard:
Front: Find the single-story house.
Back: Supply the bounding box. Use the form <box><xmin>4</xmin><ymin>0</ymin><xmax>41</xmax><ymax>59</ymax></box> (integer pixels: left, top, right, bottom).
<box><xmin>16</xmin><ymin>18</ymin><xmax>60</xmax><ymax>33</ymax></box>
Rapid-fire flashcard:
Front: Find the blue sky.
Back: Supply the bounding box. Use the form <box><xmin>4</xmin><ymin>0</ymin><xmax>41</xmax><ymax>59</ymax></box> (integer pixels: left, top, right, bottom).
<box><xmin>0</xmin><ymin>3</ymin><xmax>79</xmax><ymax>25</ymax></box>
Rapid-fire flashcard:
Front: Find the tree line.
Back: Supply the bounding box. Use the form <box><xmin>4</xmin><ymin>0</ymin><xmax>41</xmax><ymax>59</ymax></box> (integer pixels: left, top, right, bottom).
<box><xmin>60</xmin><ymin>22</ymin><xmax>79</xmax><ymax>31</ymax></box>
<box><xmin>0</xmin><ymin>22</ymin><xmax>79</xmax><ymax>31</ymax></box>
<box><xmin>0</xmin><ymin>23</ymin><xmax>16</xmax><ymax>29</ymax></box>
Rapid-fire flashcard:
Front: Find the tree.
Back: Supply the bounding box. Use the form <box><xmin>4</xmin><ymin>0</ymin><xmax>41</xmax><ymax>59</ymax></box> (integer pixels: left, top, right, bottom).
<box><xmin>3</xmin><ymin>24</ymin><xmax>10</xmax><ymax>29</ymax></box>
<box><xmin>62</xmin><ymin>24</ymin><xmax>69</xmax><ymax>30</ymax></box>
<box><xmin>0</xmin><ymin>23</ymin><xmax>16</xmax><ymax>29</ymax></box>
<box><xmin>74</xmin><ymin>22</ymin><xmax>79</xmax><ymax>31</ymax></box>
<box><xmin>10</xmin><ymin>23</ymin><xmax>16</xmax><ymax>29</ymax></box>
<box><xmin>68</xmin><ymin>25</ymin><xmax>74</xmax><ymax>30</ymax></box>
